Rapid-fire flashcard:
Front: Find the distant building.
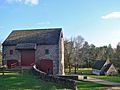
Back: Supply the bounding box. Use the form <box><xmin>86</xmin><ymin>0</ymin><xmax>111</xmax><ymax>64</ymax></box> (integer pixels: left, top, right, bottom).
<box><xmin>92</xmin><ymin>59</ymin><xmax>118</xmax><ymax>76</ymax></box>
<box><xmin>2</xmin><ymin>28</ymin><xmax>64</xmax><ymax>75</ymax></box>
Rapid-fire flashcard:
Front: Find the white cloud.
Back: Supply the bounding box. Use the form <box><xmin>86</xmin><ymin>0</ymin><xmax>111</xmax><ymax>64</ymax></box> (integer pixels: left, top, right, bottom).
<box><xmin>24</xmin><ymin>0</ymin><xmax>39</xmax><ymax>5</ymax></box>
<box><xmin>6</xmin><ymin>0</ymin><xmax>39</xmax><ymax>5</ymax></box>
<box><xmin>101</xmin><ymin>12</ymin><xmax>120</xmax><ymax>19</ymax></box>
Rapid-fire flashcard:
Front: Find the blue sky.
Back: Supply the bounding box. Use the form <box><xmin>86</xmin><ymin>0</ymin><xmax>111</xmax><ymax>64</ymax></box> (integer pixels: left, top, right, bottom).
<box><xmin>0</xmin><ymin>0</ymin><xmax>120</xmax><ymax>48</ymax></box>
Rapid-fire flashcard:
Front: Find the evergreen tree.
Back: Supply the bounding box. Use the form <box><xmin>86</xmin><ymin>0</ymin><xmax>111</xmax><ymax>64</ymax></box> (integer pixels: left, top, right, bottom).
<box><xmin>112</xmin><ymin>42</ymin><xmax>120</xmax><ymax>70</ymax></box>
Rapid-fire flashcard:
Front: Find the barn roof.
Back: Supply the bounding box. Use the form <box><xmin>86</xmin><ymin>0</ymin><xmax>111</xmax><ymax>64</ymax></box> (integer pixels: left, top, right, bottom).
<box><xmin>92</xmin><ymin>60</ymin><xmax>106</xmax><ymax>70</ymax></box>
<box><xmin>2</xmin><ymin>28</ymin><xmax>62</xmax><ymax>46</ymax></box>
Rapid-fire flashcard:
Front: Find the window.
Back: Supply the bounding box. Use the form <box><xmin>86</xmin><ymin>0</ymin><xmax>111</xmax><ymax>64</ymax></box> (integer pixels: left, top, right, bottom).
<box><xmin>61</xmin><ymin>32</ymin><xmax>63</xmax><ymax>38</ymax></box>
<box><xmin>45</xmin><ymin>49</ymin><xmax>49</xmax><ymax>54</ymax></box>
<box><xmin>10</xmin><ymin>50</ymin><xmax>13</xmax><ymax>55</ymax></box>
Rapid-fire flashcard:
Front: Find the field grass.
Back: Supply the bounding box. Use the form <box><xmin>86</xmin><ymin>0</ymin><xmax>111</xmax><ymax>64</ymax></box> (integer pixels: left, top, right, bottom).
<box><xmin>65</xmin><ymin>68</ymin><xmax>92</xmax><ymax>75</ymax></box>
<box><xmin>76</xmin><ymin>80</ymin><xmax>108</xmax><ymax>90</ymax></box>
<box><xmin>0</xmin><ymin>70</ymin><xmax>64</xmax><ymax>90</ymax></box>
<box><xmin>91</xmin><ymin>75</ymin><xmax>120</xmax><ymax>83</ymax></box>
<box><xmin>0</xmin><ymin>70</ymin><xmax>110</xmax><ymax>90</ymax></box>
<box><xmin>77</xmin><ymin>68</ymin><xmax>92</xmax><ymax>75</ymax></box>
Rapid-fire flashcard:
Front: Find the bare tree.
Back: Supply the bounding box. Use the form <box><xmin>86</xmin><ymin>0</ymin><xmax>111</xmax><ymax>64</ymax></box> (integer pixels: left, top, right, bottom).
<box><xmin>64</xmin><ymin>38</ymin><xmax>74</xmax><ymax>73</ymax></box>
<box><xmin>73</xmin><ymin>35</ymin><xmax>84</xmax><ymax>74</ymax></box>
<box><xmin>64</xmin><ymin>35</ymin><xmax>85</xmax><ymax>74</ymax></box>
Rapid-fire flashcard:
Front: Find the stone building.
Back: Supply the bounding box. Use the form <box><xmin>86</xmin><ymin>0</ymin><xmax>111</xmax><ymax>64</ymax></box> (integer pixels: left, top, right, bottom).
<box><xmin>2</xmin><ymin>28</ymin><xmax>64</xmax><ymax>75</ymax></box>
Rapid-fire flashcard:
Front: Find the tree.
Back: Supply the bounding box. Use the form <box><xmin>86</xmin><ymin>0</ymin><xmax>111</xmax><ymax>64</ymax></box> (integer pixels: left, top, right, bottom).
<box><xmin>88</xmin><ymin>44</ymin><xmax>97</xmax><ymax>67</ymax></box>
<box><xmin>64</xmin><ymin>35</ymin><xmax>84</xmax><ymax>74</ymax></box>
<box><xmin>96</xmin><ymin>47</ymin><xmax>105</xmax><ymax>60</ymax></box>
<box><xmin>81</xmin><ymin>41</ymin><xmax>90</xmax><ymax>68</ymax></box>
<box><xmin>112</xmin><ymin>42</ymin><xmax>120</xmax><ymax>70</ymax></box>
<box><xmin>64</xmin><ymin>35</ymin><xmax>118</xmax><ymax>74</ymax></box>
<box><xmin>73</xmin><ymin>35</ymin><xmax>84</xmax><ymax>73</ymax></box>
<box><xmin>64</xmin><ymin>38</ymin><xmax>74</xmax><ymax>73</ymax></box>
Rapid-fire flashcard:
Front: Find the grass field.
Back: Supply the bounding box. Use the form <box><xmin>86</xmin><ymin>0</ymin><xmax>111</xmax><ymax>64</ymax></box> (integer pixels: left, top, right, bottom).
<box><xmin>0</xmin><ymin>70</ymin><xmax>109</xmax><ymax>90</ymax></box>
<box><xmin>91</xmin><ymin>75</ymin><xmax>120</xmax><ymax>83</ymax></box>
<box><xmin>0</xmin><ymin>70</ymin><xmax>64</xmax><ymax>90</ymax></box>
<box><xmin>76</xmin><ymin>80</ymin><xmax>108</xmax><ymax>90</ymax></box>
<box><xmin>65</xmin><ymin>68</ymin><xmax>92</xmax><ymax>75</ymax></box>
<box><xmin>65</xmin><ymin>68</ymin><xmax>120</xmax><ymax>83</ymax></box>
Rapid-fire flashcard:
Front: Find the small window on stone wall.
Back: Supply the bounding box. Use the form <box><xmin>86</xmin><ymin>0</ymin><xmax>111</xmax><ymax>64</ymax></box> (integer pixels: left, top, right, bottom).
<box><xmin>61</xmin><ymin>32</ymin><xmax>63</xmax><ymax>38</ymax></box>
<box><xmin>45</xmin><ymin>49</ymin><xmax>49</xmax><ymax>54</ymax></box>
<box><xmin>10</xmin><ymin>50</ymin><xmax>13</xmax><ymax>55</ymax></box>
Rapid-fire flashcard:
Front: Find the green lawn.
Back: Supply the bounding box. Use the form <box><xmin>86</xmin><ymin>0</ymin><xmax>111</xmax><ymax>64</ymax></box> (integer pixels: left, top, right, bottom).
<box><xmin>77</xmin><ymin>68</ymin><xmax>92</xmax><ymax>75</ymax></box>
<box><xmin>65</xmin><ymin>68</ymin><xmax>120</xmax><ymax>83</ymax></box>
<box><xmin>0</xmin><ymin>70</ymin><xmax>64</xmax><ymax>90</ymax></box>
<box><xmin>76</xmin><ymin>80</ymin><xmax>108</xmax><ymax>90</ymax></box>
<box><xmin>91</xmin><ymin>75</ymin><xmax>120</xmax><ymax>83</ymax></box>
<box><xmin>0</xmin><ymin>70</ymin><xmax>110</xmax><ymax>90</ymax></box>
<box><xmin>65</xmin><ymin>68</ymin><xmax>92</xmax><ymax>75</ymax></box>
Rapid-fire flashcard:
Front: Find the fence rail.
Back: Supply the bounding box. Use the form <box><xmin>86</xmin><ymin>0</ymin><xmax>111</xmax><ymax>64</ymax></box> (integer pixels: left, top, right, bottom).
<box><xmin>11</xmin><ymin>62</ymin><xmax>17</xmax><ymax>68</ymax></box>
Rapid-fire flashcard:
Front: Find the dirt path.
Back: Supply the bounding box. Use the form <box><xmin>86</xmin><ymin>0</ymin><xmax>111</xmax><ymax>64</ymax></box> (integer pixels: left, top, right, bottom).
<box><xmin>84</xmin><ymin>76</ymin><xmax>120</xmax><ymax>87</ymax></box>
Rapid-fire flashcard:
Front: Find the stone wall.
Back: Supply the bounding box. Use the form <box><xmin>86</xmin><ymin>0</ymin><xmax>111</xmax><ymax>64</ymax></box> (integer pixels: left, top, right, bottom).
<box><xmin>3</xmin><ymin>41</ymin><xmax>64</xmax><ymax>75</ymax></box>
<box><xmin>2</xmin><ymin>46</ymin><xmax>21</xmax><ymax>65</ymax></box>
<box><xmin>35</xmin><ymin>45</ymin><xmax>59</xmax><ymax>75</ymax></box>
<box><xmin>58</xmin><ymin>31</ymin><xmax>64</xmax><ymax>75</ymax></box>
<box><xmin>32</xmin><ymin>65</ymin><xmax>76</xmax><ymax>90</ymax></box>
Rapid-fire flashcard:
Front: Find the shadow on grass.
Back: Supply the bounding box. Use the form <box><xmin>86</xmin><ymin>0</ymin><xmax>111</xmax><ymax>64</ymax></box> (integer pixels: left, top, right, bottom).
<box><xmin>0</xmin><ymin>70</ymin><xmax>65</xmax><ymax>90</ymax></box>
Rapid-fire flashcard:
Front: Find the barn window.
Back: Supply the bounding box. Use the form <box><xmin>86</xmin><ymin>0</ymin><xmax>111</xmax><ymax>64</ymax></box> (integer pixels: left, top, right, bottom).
<box><xmin>10</xmin><ymin>50</ymin><xmax>13</xmax><ymax>55</ymax></box>
<box><xmin>45</xmin><ymin>49</ymin><xmax>49</xmax><ymax>54</ymax></box>
<box><xmin>61</xmin><ymin>32</ymin><xmax>63</xmax><ymax>38</ymax></box>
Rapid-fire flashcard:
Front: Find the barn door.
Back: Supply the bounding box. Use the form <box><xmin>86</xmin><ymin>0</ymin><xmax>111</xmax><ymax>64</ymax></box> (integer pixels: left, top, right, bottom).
<box><xmin>39</xmin><ymin>59</ymin><xmax>53</xmax><ymax>74</ymax></box>
<box><xmin>7</xmin><ymin>60</ymin><xmax>19</xmax><ymax>68</ymax></box>
<box><xmin>21</xmin><ymin>50</ymin><xmax>35</xmax><ymax>66</ymax></box>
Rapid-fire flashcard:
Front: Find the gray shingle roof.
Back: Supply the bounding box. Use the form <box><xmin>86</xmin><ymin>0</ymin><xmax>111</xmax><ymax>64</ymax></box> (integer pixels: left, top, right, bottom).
<box><xmin>2</xmin><ymin>28</ymin><xmax>62</xmax><ymax>45</ymax></box>
<box><xmin>92</xmin><ymin>60</ymin><xmax>106</xmax><ymax>70</ymax></box>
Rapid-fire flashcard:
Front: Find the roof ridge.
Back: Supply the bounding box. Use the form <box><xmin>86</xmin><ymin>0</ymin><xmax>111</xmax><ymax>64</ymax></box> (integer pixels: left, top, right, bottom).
<box><xmin>12</xmin><ymin>28</ymin><xmax>62</xmax><ymax>32</ymax></box>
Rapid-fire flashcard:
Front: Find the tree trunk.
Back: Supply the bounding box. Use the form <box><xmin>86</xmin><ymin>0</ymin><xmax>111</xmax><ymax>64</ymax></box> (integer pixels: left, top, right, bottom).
<box><xmin>74</xmin><ymin>66</ymin><xmax>77</xmax><ymax>74</ymax></box>
<box><xmin>68</xmin><ymin>64</ymin><xmax>71</xmax><ymax>73</ymax></box>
